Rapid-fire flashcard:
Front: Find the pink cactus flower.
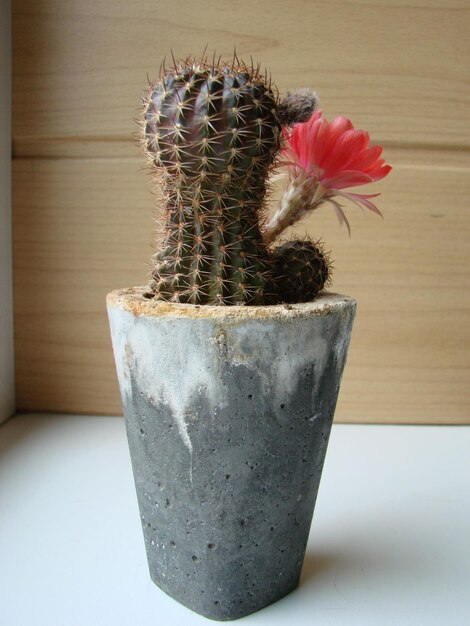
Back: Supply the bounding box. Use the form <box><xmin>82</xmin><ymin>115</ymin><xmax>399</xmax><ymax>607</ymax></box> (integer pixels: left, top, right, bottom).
<box><xmin>284</xmin><ymin>110</ymin><xmax>391</xmax><ymax>190</ymax></box>
<box><xmin>264</xmin><ymin>111</ymin><xmax>392</xmax><ymax>242</ymax></box>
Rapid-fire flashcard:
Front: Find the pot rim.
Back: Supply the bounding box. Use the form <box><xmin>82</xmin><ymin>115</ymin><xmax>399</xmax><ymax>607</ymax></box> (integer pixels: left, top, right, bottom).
<box><xmin>107</xmin><ymin>286</ymin><xmax>356</xmax><ymax>321</ymax></box>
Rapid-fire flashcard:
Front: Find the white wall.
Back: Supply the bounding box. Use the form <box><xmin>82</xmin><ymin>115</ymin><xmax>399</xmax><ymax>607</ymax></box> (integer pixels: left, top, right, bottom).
<box><xmin>0</xmin><ymin>0</ymin><xmax>15</xmax><ymax>423</ymax></box>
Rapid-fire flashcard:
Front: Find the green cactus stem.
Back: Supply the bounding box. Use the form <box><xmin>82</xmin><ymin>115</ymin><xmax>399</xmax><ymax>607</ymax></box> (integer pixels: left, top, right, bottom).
<box><xmin>142</xmin><ymin>55</ymin><xmax>282</xmax><ymax>305</ymax></box>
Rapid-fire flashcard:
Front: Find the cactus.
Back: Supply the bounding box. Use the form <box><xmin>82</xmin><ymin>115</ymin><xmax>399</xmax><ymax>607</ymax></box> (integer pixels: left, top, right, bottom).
<box><xmin>142</xmin><ymin>55</ymin><xmax>283</xmax><ymax>305</ymax></box>
<box><xmin>142</xmin><ymin>54</ymin><xmax>324</xmax><ymax>305</ymax></box>
<box><xmin>271</xmin><ymin>239</ymin><xmax>331</xmax><ymax>303</ymax></box>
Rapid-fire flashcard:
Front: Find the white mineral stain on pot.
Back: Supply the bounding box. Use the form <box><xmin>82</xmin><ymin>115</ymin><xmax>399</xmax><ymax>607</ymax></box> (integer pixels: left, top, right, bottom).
<box><xmin>107</xmin><ymin>307</ymin><xmax>134</xmax><ymax>401</ymax></box>
<box><xmin>332</xmin><ymin>317</ymin><xmax>353</xmax><ymax>375</ymax></box>
<box><xmin>108</xmin><ymin>308</ymin><xmax>231</xmax><ymax>485</ymax></box>
<box><xmin>108</xmin><ymin>293</ymin><xmax>356</xmax><ymax>485</ymax></box>
<box><xmin>227</xmin><ymin>321</ymin><xmax>330</xmax><ymax>411</ymax></box>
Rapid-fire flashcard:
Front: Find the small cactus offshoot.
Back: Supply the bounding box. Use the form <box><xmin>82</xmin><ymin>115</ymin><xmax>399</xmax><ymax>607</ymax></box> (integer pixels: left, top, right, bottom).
<box><xmin>272</xmin><ymin>239</ymin><xmax>331</xmax><ymax>303</ymax></box>
<box><xmin>141</xmin><ymin>53</ymin><xmax>390</xmax><ymax>306</ymax></box>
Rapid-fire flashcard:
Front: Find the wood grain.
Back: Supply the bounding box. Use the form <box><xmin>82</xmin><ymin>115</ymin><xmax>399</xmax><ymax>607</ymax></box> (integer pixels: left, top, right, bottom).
<box><xmin>1</xmin><ymin>0</ymin><xmax>14</xmax><ymax>423</ymax></box>
<box><xmin>13</xmin><ymin>156</ymin><xmax>470</xmax><ymax>421</ymax></box>
<box><xmin>12</xmin><ymin>0</ymin><xmax>470</xmax><ymax>421</ymax></box>
<box><xmin>298</xmin><ymin>165</ymin><xmax>470</xmax><ymax>423</ymax></box>
<box><xmin>13</xmin><ymin>159</ymin><xmax>152</xmax><ymax>414</ymax></box>
<box><xmin>13</xmin><ymin>0</ymin><xmax>470</xmax><ymax>152</ymax></box>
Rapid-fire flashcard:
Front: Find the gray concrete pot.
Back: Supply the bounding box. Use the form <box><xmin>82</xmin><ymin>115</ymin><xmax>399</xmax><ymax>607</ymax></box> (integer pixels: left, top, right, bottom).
<box><xmin>107</xmin><ymin>286</ymin><xmax>356</xmax><ymax>621</ymax></box>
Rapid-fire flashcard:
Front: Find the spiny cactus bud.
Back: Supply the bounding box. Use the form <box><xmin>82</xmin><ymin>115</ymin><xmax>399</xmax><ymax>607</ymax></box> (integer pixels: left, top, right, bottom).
<box><xmin>271</xmin><ymin>239</ymin><xmax>332</xmax><ymax>303</ymax></box>
<box><xmin>142</xmin><ymin>54</ymin><xmax>282</xmax><ymax>305</ymax></box>
<box><xmin>276</xmin><ymin>88</ymin><xmax>318</xmax><ymax>126</ymax></box>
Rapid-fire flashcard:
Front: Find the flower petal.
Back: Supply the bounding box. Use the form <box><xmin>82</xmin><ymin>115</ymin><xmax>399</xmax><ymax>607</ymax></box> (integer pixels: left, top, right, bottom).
<box><xmin>327</xmin><ymin>198</ymin><xmax>351</xmax><ymax>235</ymax></box>
<box><xmin>337</xmin><ymin>191</ymin><xmax>383</xmax><ymax>216</ymax></box>
<box><xmin>322</xmin><ymin>170</ymin><xmax>374</xmax><ymax>190</ymax></box>
<box><xmin>366</xmin><ymin>163</ymin><xmax>392</xmax><ymax>181</ymax></box>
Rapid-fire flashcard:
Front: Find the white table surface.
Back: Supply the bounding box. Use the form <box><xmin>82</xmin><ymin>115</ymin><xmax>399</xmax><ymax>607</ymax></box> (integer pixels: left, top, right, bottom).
<box><xmin>1</xmin><ymin>414</ymin><xmax>469</xmax><ymax>626</ymax></box>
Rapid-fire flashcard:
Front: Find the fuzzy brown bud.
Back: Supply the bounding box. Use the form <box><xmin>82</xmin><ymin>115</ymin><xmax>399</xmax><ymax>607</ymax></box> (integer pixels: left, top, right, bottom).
<box><xmin>277</xmin><ymin>88</ymin><xmax>318</xmax><ymax>126</ymax></box>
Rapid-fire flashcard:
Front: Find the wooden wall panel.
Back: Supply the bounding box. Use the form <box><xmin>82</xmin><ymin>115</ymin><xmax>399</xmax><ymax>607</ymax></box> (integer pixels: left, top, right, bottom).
<box><xmin>1</xmin><ymin>0</ymin><xmax>15</xmax><ymax>423</ymax></box>
<box><xmin>300</xmin><ymin>165</ymin><xmax>470</xmax><ymax>423</ymax></box>
<box><xmin>12</xmin><ymin>0</ymin><xmax>470</xmax><ymax>421</ymax></box>
<box><xmin>13</xmin><ymin>159</ymin><xmax>152</xmax><ymax>414</ymax></box>
<box><xmin>13</xmin><ymin>156</ymin><xmax>470</xmax><ymax>421</ymax></box>
<box><xmin>13</xmin><ymin>0</ymin><xmax>470</xmax><ymax>152</ymax></box>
